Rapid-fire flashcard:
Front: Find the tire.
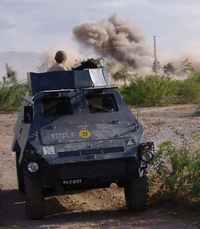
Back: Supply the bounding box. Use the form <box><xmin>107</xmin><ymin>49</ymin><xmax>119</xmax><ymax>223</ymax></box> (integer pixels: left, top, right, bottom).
<box><xmin>24</xmin><ymin>169</ymin><xmax>45</xmax><ymax>220</ymax></box>
<box><xmin>124</xmin><ymin>170</ymin><xmax>149</xmax><ymax>212</ymax></box>
<box><xmin>15</xmin><ymin>152</ymin><xmax>25</xmax><ymax>193</ymax></box>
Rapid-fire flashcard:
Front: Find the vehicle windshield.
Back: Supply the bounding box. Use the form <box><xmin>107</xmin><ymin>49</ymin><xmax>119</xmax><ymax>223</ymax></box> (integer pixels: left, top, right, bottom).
<box><xmin>86</xmin><ymin>94</ymin><xmax>118</xmax><ymax>113</ymax></box>
<box><xmin>41</xmin><ymin>97</ymin><xmax>73</xmax><ymax>116</ymax></box>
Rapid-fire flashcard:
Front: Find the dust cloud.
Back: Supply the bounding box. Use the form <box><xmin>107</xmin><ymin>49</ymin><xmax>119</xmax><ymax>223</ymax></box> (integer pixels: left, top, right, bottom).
<box><xmin>73</xmin><ymin>13</ymin><xmax>200</xmax><ymax>78</ymax></box>
<box><xmin>73</xmin><ymin>13</ymin><xmax>154</xmax><ymax>75</ymax></box>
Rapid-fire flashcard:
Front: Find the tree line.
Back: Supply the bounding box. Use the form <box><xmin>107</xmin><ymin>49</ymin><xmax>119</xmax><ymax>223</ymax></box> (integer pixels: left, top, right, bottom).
<box><xmin>1</xmin><ymin>55</ymin><xmax>200</xmax><ymax>110</ymax></box>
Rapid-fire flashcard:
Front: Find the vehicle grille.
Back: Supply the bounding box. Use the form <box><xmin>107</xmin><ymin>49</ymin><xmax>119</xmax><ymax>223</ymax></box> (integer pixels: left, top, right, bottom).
<box><xmin>58</xmin><ymin>146</ymin><xmax>124</xmax><ymax>158</ymax></box>
<box><xmin>59</xmin><ymin>160</ymin><xmax>126</xmax><ymax>180</ymax></box>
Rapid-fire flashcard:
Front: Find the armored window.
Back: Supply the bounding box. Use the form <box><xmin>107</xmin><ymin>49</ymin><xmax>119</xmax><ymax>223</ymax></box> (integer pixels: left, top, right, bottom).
<box><xmin>86</xmin><ymin>94</ymin><xmax>118</xmax><ymax>113</ymax></box>
<box><xmin>41</xmin><ymin>97</ymin><xmax>72</xmax><ymax>116</ymax></box>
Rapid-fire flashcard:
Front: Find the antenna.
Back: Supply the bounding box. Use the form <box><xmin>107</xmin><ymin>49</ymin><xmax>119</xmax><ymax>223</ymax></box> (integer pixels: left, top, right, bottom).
<box><xmin>153</xmin><ymin>36</ymin><xmax>157</xmax><ymax>74</ymax></box>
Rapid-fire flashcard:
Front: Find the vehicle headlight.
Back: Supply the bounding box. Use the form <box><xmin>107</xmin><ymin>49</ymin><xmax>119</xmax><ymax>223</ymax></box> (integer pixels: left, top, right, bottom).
<box><xmin>141</xmin><ymin>150</ymin><xmax>154</xmax><ymax>163</ymax></box>
<box><xmin>139</xmin><ymin>142</ymin><xmax>154</xmax><ymax>163</ymax></box>
<box><xmin>28</xmin><ymin>162</ymin><xmax>39</xmax><ymax>172</ymax></box>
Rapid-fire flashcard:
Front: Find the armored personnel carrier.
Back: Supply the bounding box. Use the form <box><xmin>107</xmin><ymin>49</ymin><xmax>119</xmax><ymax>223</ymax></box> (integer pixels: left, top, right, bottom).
<box><xmin>12</xmin><ymin>62</ymin><xmax>154</xmax><ymax>220</ymax></box>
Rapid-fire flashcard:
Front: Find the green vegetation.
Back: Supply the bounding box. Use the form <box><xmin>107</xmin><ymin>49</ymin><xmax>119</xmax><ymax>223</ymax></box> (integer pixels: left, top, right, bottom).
<box><xmin>119</xmin><ymin>72</ymin><xmax>200</xmax><ymax>107</ymax></box>
<box><xmin>120</xmin><ymin>75</ymin><xmax>177</xmax><ymax>107</ymax></box>
<box><xmin>0</xmin><ymin>63</ymin><xmax>27</xmax><ymax>111</ymax></box>
<box><xmin>151</xmin><ymin>139</ymin><xmax>200</xmax><ymax>202</ymax></box>
<box><xmin>176</xmin><ymin>73</ymin><xmax>200</xmax><ymax>104</ymax></box>
<box><xmin>110</xmin><ymin>57</ymin><xmax>200</xmax><ymax>107</ymax></box>
<box><xmin>0</xmin><ymin>79</ymin><xmax>27</xmax><ymax>111</ymax></box>
<box><xmin>112</xmin><ymin>62</ymin><xmax>133</xmax><ymax>85</ymax></box>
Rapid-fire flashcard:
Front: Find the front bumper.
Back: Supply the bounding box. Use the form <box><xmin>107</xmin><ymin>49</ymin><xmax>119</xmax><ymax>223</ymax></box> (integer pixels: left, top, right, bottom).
<box><xmin>34</xmin><ymin>157</ymin><xmax>140</xmax><ymax>189</ymax></box>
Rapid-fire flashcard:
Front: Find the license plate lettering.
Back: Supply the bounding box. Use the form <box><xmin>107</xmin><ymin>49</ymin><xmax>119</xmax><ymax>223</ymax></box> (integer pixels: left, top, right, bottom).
<box><xmin>63</xmin><ymin>179</ymin><xmax>82</xmax><ymax>185</ymax></box>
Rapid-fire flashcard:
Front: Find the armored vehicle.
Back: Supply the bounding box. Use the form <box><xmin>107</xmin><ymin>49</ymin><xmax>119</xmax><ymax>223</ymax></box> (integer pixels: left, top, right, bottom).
<box><xmin>12</xmin><ymin>62</ymin><xmax>154</xmax><ymax>220</ymax></box>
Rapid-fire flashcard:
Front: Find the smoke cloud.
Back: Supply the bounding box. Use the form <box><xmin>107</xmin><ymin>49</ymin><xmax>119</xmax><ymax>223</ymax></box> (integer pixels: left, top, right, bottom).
<box><xmin>73</xmin><ymin>13</ymin><xmax>200</xmax><ymax>79</ymax></box>
<box><xmin>73</xmin><ymin>13</ymin><xmax>153</xmax><ymax>74</ymax></box>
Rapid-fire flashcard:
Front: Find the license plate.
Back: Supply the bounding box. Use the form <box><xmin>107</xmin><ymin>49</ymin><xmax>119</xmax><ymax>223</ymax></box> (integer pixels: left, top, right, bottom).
<box><xmin>63</xmin><ymin>179</ymin><xmax>82</xmax><ymax>185</ymax></box>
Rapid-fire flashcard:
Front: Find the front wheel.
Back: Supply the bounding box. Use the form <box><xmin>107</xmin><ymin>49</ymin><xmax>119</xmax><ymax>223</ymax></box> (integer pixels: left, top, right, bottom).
<box><xmin>24</xmin><ymin>170</ymin><xmax>45</xmax><ymax>220</ymax></box>
<box><xmin>124</xmin><ymin>171</ymin><xmax>149</xmax><ymax>211</ymax></box>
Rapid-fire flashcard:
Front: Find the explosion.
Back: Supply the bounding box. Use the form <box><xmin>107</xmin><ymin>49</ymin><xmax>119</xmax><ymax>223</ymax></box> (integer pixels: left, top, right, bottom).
<box><xmin>73</xmin><ymin>13</ymin><xmax>153</xmax><ymax>74</ymax></box>
<box><xmin>73</xmin><ymin>13</ymin><xmax>200</xmax><ymax>78</ymax></box>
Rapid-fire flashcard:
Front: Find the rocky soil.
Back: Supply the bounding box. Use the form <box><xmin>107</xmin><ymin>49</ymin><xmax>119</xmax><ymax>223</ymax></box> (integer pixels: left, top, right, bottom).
<box><xmin>0</xmin><ymin>104</ymin><xmax>199</xmax><ymax>229</ymax></box>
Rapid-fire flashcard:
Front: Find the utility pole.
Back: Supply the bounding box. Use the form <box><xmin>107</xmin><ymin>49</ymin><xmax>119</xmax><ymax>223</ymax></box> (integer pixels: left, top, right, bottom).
<box><xmin>153</xmin><ymin>36</ymin><xmax>157</xmax><ymax>74</ymax></box>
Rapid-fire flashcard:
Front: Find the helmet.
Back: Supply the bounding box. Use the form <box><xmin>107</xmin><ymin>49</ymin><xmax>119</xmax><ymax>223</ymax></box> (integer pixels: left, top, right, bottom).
<box><xmin>55</xmin><ymin>50</ymin><xmax>67</xmax><ymax>61</ymax></box>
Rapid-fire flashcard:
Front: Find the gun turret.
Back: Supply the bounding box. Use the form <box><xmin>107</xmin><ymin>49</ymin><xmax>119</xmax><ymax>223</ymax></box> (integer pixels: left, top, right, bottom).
<box><xmin>72</xmin><ymin>58</ymin><xmax>103</xmax><ymax>71</ymax></box>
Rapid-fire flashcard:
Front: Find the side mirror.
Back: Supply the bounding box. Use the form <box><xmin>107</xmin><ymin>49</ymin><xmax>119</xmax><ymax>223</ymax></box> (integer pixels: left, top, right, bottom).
<box><xmin>24</xmin><ymin>106</ymin><xmax>33</xmax><ymax>124</ymax></box>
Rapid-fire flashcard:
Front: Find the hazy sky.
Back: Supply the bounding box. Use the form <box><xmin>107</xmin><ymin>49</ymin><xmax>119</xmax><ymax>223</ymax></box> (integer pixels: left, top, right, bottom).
<box><xmin>1</xmin><ymin>0</ymin><xmax>200</xmax><ymax>60</ymax></box>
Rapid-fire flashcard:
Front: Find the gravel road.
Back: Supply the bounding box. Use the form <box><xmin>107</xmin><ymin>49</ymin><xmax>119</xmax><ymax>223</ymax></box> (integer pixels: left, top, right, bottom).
<box><xmin>0</xmin><ymin>104</ymin><xmax>199</xmax><ymax>229</ymax></box>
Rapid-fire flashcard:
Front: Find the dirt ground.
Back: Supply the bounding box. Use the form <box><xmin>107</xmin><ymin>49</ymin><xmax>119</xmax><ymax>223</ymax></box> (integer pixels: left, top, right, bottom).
<box><xmin>0</xmin><ymin>104</ymin><xmax>200</xmax><ymax>229</ymax></box>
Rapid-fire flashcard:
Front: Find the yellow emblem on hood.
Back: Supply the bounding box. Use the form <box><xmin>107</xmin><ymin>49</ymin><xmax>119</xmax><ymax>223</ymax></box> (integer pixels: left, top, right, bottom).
<box><xmin>79</xmin><ymin>130</ymin><xmax>91</xmax><ymax>138</ymax></box>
